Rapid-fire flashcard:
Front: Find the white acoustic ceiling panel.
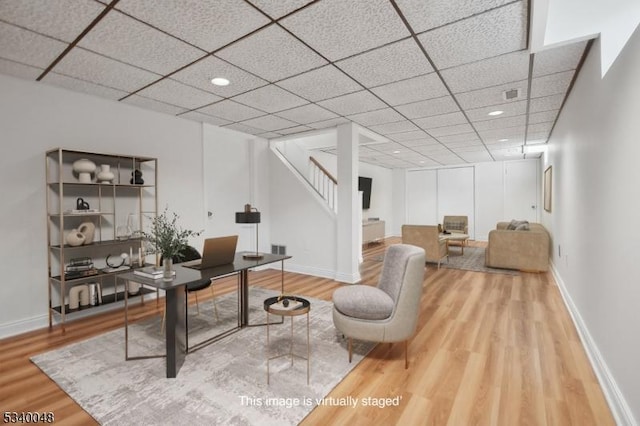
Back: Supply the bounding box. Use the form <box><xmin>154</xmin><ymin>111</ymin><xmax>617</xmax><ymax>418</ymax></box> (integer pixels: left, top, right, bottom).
<box><xmin>180</xmin><ymin>111</ymin><xmax>232</xmax><ymax>127</ymax></box>
<box><xmin>335</xmin><ymin>38</ymin><xmax>433</xmax><ymax>87</ymax></box>
<box><xmin>466</xmin><ymin>100</ymin><xmax>528</xmax><ymax>122</ymax></box>
<box><xmin>247</xmin><ymin>0</ymin><xmax>315</xmax><ymax>19</ymax></box>
<box><xmin>428</xmin><ymin>123</ymin><xmax>474</xmax><ymax>137</ymax></box>
<box><xmin>395</xmin><ymin>96</ymin><xmax>459</xmax><ymax>119</ymax></box>
<box><xmin>533</xmin><ymin>40</ymin><xmax>588</xmax><ymax>77</ymax></box>
<box><xmin>474</xmin><ymin>115</ymin><xmax>527</xmax><ymax>131</ymax></box>
<box><xmin>223</xmin><ymin>122</ymin><xmax>263</xmax><ymax>135</ymax></box>
<box><xmin>317</xmin><ymin>90</ymin><xmax>386</xmax><ymax>116</ymax></box>
<box><xmin>172</xmin><ymin>56</ymin><xmax>268</xmax><ymax>97</ymax></box>
<box><xmin>280</xmin><ymin>0</ymin><xmax>409</xmax><ymax>61</ymax></box>
<box><xmin>307</xmin><ymin>117</ymin><xmax>350</xmax><ymax>130</ymax></box>
<box><xmin>528</xmin><ymin>110</ymin><xmax>559</xmax><ymax>125</ymax></box>
<box><xmin>368</xmin><ymin>120</ymin><xmax>420</xmax><ymax>135</ymax></box>
<box><xmin>53</xmin><ymin>47</ymin><xmax>161</xmax><ymax>92</ymax></box>
<box><xmin>276</xmin><ymin>65</ymin><xmax>362</xmax><ymax>102</ymax></box>
<box><xmin>347</xmin><ymin>108</ymin><xmax>405</xmax><ymax>127</ymax></box>
<box><xmin>44</xmin><ymin>72</ymin><xmax>128</xmax><ymax>100</ymax></box>
<box><xmin>78</xmin><ymin>11</ymin><xmax>204</xmax><ymax>75</ymax></box>
<box><xmin>123</xmin><ymin>95</ymin><xmax>188</xmax><ymax>116</ymax></box>
<box><xmin>278</xmin><ymin>125</ymin><xmax>313</xmax><ymax>135</ymax></box>
<box><xmin>197</xmin><ymin>99</ymin><xmax>266</xmax><ymax>122</ymax></box>
<box><xmin>116</xmin><ymin>0</ymin><xmax>270</xmax><ymax>52</ymax></box>
<box><xmin>232</xmin><ymin>84</ymin><xmax>308</xmax><ymax>113</ymax></box>
<box><xmin>413</xmin><ymin>111</ymin><xmax>468</xmax><ymax>130</ymax></box>
<box><xmin>137</xmin><ymin>78</ymin><xmax>222</xmax><ymax>110</ymax></box>
<box><xmin>388</xmin><ymin>130</ymin><xmax>432</xmax><ymax>142</ymax></box>
<box><xmin>240</xmin><ymin>115</ymin><xmax>298</xmax><ymax>132</ymax></box>
<box><xmin>216</xmin><ymin>25</ymin><xmax>327</xmax><ymax>82</ymax></box>
<box><xmin>529</xmin><ymin>94</ymin><xmax>565</xmax><ymax>113</ymax></box>
<box><xmin>418</xmin><ymin>2</ymin><xmax>527</xmax><ymax>69</ymax></box>
<box><xmin>0</xmin><ymin>57</ymin><xmax>42</xmax><ymax>79</ymax></box>
<box><xmin>276</xmin><ymin>103</ymin><xmax>338</xmax><ymax>124</ymax></box>
<box><xmin>530</xmin><ymin>71</ymin><xmax>574</xmax><ymax>98</ymax></box>
<box><xmin>371</xmin><ymin>73</ymin><xmax>448</xmax><ymax>106</ymax></box>
<box><xmin>395</xmin><ymin>0</ymin><xmax>513</xmax><ymax>35</ymax></box>
<box><xmin>0</xmin><ymin>0</ymin><xmax>105</xmax><ymax>43</ymax></box>
<box><xmin>455</xmin><ymin>79</ymin><xmax>528</xmax><ymax>109</ymax></box>
<box><xmin>0</xmin><ymin>22</ymin><xmax>68</xmax><ymax>68</ymax></box>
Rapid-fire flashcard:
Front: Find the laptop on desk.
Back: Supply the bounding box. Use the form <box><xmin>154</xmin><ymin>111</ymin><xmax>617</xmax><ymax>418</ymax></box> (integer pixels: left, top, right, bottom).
<box><xmin>182</xmin><ymin>235</ymin><xmax>238</xmax><ymax>270</ymax></box>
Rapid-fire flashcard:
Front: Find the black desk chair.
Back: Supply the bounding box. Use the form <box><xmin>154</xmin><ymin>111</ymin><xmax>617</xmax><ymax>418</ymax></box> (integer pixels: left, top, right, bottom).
<box><xmin>160</xmin><ymin>245</ymin><xmax>219</xmax><ymax>331</ymax></box>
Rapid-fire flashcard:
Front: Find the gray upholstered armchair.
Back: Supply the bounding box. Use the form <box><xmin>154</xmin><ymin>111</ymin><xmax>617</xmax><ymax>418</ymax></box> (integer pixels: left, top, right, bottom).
<box><xmin>443</xmin><ymin>215</ymin><xmax>468</xmax><ymax>234</ymax></box>
<box><xmin>332</xmin><ymin>244</ymin><xmax>426</xmax><ymax>368</ymax></box>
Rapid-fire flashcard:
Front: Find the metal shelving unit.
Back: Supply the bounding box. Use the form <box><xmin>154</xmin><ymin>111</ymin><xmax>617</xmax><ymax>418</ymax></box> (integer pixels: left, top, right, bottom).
<box><xmin>45</xmin><ymin>148</ymin><xmax>158</xmax><ymax>330</ymax></box>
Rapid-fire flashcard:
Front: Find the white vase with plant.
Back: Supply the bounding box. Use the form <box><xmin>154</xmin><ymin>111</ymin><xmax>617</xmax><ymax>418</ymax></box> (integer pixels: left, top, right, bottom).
<box><xmin>143</xmin><ymin>208</ymin><xmax>201</xmax><ymax>280</ymax></box>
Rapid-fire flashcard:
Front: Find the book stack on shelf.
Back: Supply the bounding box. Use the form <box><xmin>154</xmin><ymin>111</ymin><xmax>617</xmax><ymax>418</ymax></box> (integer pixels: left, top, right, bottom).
<box><xmin>134</xmin><ymin>265</ymin><xmax>174</xmax><ymax>279</ymax></box>
<box><xmin>65</xmin><ymin>257</ymin><xmax>98</xmax><ymax>279</ymax></box>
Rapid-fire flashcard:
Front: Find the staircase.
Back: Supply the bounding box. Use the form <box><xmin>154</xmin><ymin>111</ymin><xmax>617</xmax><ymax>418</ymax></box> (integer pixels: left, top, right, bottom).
<box><xmin>309</xmin><ymin>156</ymin><xmax>337</xmax><ymax>213</ymax></box>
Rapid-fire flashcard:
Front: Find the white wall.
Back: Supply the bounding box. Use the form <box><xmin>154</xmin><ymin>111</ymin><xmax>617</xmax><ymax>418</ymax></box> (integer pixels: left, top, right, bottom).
<box><xmin>0</xmin><ymin>74</ymin><xmax>207</xmax><ymax>337</ymax></box>
<box><xmin>475</xmin><ymin>162</ymin><xmax>504</xmax><ymax>240</ymax></box>
<box><xmin>542</xmin><ymin>31</ymin><xmax>640</xmax><ymax>424</ymax></box>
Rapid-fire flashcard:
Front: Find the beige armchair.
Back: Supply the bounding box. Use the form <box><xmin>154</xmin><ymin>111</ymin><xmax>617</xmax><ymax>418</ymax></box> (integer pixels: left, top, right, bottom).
<box><xmin>332</xmin><ymin>244</ymin><xmax>426</xmax><ymax>368</ymax></box>
<box><xmin>443</xmin><ymin>215</ymin><xmax>468</xmax><ymax>234</ymax></box>
<box><xmin>401</xmin><ymin>225</ymin><xmax>448</xmax><ymax>268</ymax></box>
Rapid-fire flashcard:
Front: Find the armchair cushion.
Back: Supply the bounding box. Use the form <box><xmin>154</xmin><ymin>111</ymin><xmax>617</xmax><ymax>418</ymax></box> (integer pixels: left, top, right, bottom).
<box><xmin>333</xmin><ymin>285</ymin><xmax>394</xmax><ymax>320</ymax></box>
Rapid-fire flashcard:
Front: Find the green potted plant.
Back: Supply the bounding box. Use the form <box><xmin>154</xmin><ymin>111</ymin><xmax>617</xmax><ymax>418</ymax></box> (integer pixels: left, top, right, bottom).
<box><xmin>143</xmin><ymin>208</ymin><xmax>201</xmax><ymax>280</ymax></box>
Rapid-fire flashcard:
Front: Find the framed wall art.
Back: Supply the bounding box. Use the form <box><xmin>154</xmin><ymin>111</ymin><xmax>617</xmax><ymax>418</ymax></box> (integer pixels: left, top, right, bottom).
<box><xmin>544</xmin><ymin>166</ymin><xmax>552</xmax><ymax>212</ymax></box>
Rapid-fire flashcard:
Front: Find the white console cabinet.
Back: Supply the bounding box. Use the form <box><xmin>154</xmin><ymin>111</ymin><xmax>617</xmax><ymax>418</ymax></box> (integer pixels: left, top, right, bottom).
<box><xmin>362</xmin><ymin>220</ymin><xmax>385</xmax><ymax>245</ymax></box>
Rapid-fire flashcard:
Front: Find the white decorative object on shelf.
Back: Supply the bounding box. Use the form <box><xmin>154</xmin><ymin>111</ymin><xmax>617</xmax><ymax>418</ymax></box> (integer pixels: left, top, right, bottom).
<box><xmin>97</xmin><ymin>164</ymin><xmax>115</xmax><ymax>183</ymax></box>
<box><xmin>72</xmin><ymin>158</ymin><xmax>96</xmax><ymax>183</ymax></box>
<box><xmin>66</xmin><ymin>229</ymin><xmax>85</xmax><ymax>246</ymax></box>
<box><xmin>78</xmin><ymin>222</ymin><xmax>96</xmax><ymax>244</ymax></box>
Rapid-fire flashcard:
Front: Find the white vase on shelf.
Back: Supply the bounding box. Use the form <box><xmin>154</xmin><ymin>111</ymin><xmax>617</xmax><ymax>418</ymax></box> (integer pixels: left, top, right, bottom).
<box><xmin>97</xmin><ymin>164</ymin><xmax>115</xmax><ymax>184</ymax></box>
<box><xmin>66</xmin><ymin>229</ymin><xmax>85</xmax><ymax>247</ymax></box>
<box><xmin>78</xmin><ymin>222</ymin><xmax>96</xmax><ymax>244</ymax></box>
<box><xmin>72</xmin><ymin>159</ymin><xmax>96</xmax><ymax>183</ymax></box>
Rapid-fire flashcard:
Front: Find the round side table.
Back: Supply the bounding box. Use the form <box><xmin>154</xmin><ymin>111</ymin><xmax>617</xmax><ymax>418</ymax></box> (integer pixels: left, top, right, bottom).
<box><xmin>263</xmin><ymin>296</ymin><xmax>310</xmax><ymax>385</ymax></box>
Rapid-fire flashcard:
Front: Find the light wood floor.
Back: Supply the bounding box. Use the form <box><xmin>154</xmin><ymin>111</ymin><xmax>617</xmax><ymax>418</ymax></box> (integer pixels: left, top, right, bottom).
<box><xmin>0</xmin><ymin>238</ymin><xmax>614</xmax><ymax>425</ymax></box>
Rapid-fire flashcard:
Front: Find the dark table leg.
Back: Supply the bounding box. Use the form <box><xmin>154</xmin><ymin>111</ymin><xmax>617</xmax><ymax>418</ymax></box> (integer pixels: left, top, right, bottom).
<box><xmin>241</xmin><ymin>270</ymin><xmax>249</xmax><ymax>326</ymax></box>
<box><xmin>165</xmin><ymin>285</ymin><xmax>186</xmax><ymax>378</ymax></box>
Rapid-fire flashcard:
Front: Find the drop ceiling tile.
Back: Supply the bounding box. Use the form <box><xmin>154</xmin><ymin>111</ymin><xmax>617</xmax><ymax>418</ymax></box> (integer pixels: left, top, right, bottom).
<box><xmin>247</xmin><ymin>0</ymin><xmax>315</xmax><ymax>19</ymax></box>
<box><xmin>418</xmin><ymin>2</ymin><xmax>527</xmax><ymax>69</ymax></box>
<box><xmin>335</xmin><ymin>38</ymin><xmax>433</xmax><ymax>87</ymax></box>
<box><xmin>369</xmin><ymin>120</ymin><xmax>420</xmax><ymax>135</ymax></box>
<box><xmin>116</xmin><ymin>0</ymin><xmax>269</xmax><ymax>52</ymax></box>
<box><xmin>78</xmin><ymin>10</ymin><xmax>204</xmax><ymax>75</ymax></box>
<box><xmin>138</xmin><ymin>79</ymin><xmax>222</xmax><ymax>110</ymax></box>
<box><xmin>459</xmin><ymin>151</ymin><xmax>493</xmax><ymax>162</ymax></box>
<box><xmin>347</xmin><ymin>108</ymin><xmax>404</xmax><ymax>127</ymax></box>
<box><xmin>455</xmin><ymin>79</ymin><xmax>528</xmax><ymax>109</ymax></box>
<box><xmin>428</xmin><ymin>123</ymin><xmax>474</xmax><ymax>137</ymax></box>
<box><xmin>368</xmin><ymin>142</ymin><xmax>406</xmax><ymax>153</ymax></box>
<box><xmin>179</xmin><ymin>111</ymin><xmax>232</xmax><ymax>127</ymax></box>
<box><xmin>0</xmin><ymin>0</ymin><xmax>104</xmax><ymax>43</ymax></box>
<box><xmin>444</xmin><ymin>140</ymin><xmax>483</xmax><ymax>149</ymax></box>
<box><xmin>258</xmin><ymin>131</ymin><xmax>283</xmax><ymax>139</ymax></box>
<box><xmin>276</xmin><ymin>103</ymin><xmax>338</xmax><ymax>124</ymax></box>
<box><xmin>232</xmin><ymin>84</ymin><xmax>308</xmax><ymax>113</ymax></box>
<box><xmin>197</xmin><ymin>99</ymin><xmax>266</xmax><ymax>122</ymax></box>
<box><xmin>389</xmin><ymin>131</ymin><xmax>432</xmax><ymax>142</ymax></box>
<box><xmin>280</xmin><ymin>0</ymin><xmax>409</xmax><ymax>61</ymax></box>
<box><xmin>526</xmin><ymin>131</ymin><xmax>550</xmax><ymax>142</ymax></box>
<box><xmin>414</xmin><ymin>111</ymin><xmax>468</xmax><ymax>129</ymax></box>
<box><xmin>477</xmin><ymin>126</ymin><xmax>525</xmax><ymax>141</ymax></box>
<box><xmin>307</xmin><ymin>117</ymin><xmax>351</xmax><ymax>129</ymax></box>
<box><xmin>395</xmin><ymin>96</ymin><xmax>459</xmax><ymax>119</ymax></box>
<box><xmin>317</xmin><ymin>91</ymin><xmax>386</xmax><ymax>116</ymax></box>
<box><xmin>43</xmin><ymin>73</ymin><xmax>128</xmax><ymax>100</ymax></box>
<box><xmin>122</xmin><ymin>95</ymin><xmax>188</xmax><ymax>116</ymax></box>
<box><xmin>437</xmin><ymin>132</ymin><xmax>479</xmax><ymax>144</ymax></box>
<box><xmin>0</xmin><ymin>57</ymin><xmax>42</xmax><ymax>79</ymax></box>
<box><xmin>54</xmin><ymin>47</ymin><xmax>161</xmax><ymax>92</ymax></box>
<box><xmin>276</xmin><ymin>65</ymin><xmax>361</xmax><ymax>102</ymax></box>
<box><xmin>0</xmin><ymin>22</ymin><xmax>68</xmax><ymax>68</ymax></box>
<box><xmin>277</xmin><ymin>125</ymin><xmax>313</xmax><ymax>135</ymax></box>
<box><xmin>216</xmin><ymin>25</ymin><xmax>327</xmax><ymax>82</ymax></box>
<box><xmin>466</xmin><ymin>100</ymin><xmax>528</xmax><ymax>122</ymax></box>
<box><xmin>529</xmin><ymin>110</ymin><xmax>558</xmax><ymax>125</ymax></box>
<box><xmin>473</xmin><ymin>115</ymin><xmax>526</xmax><ymax>131</ymax></box>
<box><xmin>401</xmin><ymin>138</ymin><xmax>439</xmax><ymax>147</ymax></box>
<box><xmin>395</xmin><ymin>0</ymin><xmax>512</xmax><ymax>34</ymax></box>
<box><xmin>452</xmin><ymin>144</ymin><xmax>487</xmax><ymax>153</ymax></box>
<box><xmin>171</xmin><ymin>56</ymin><xmax>268</xmax><ymax>97</ymax></box>
<box><xmin>533</xmin><ymin>40</ymin><xmax>588</xmax><ymax>77</ymax></box>
<box><xmin>529</xmin><ymin>94</ymin><xmax>564</xmax><ymax>113</ymax></box>
<box><xmin>371</xmin><ymin>73</ymin><xmax>448</xmax><ymax>106</ymax></box>
<box><xmin>222</xmin><ymin>122</ymin><xmax>263</xmax><ymax>135</ymax></box>
<box><xmin>240</xmin><ymin>115</ymin><xmax>299</xmax><ymax>132</ymax></box>
<box><xmin>527</xmin><ymin>122</ymin><xmax>554</xmax><ymax>134</ymax></box>
<box><xmin>442</xmin><ymin>50</ymin><xmax>529</xmax><ymax>93</ymax></box>
<box><xmin>530</xmin><ymin>71</ymin><xmax>574</xmax><ymax>98</ymax></box>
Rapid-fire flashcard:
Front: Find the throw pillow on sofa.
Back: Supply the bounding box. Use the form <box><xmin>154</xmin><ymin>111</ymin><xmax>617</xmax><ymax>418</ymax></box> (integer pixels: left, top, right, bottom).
<box><xmin>507</xmin><ymin>219</ymin><xmax>529</xmax><ymax>230</ymax></box>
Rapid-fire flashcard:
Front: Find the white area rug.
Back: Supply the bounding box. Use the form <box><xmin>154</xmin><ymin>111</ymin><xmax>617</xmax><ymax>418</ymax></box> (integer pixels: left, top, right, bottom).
<box><xmin>31</xmin><ymin>288</ymin><xmax>373</xmax><ymax>425</ymax></box>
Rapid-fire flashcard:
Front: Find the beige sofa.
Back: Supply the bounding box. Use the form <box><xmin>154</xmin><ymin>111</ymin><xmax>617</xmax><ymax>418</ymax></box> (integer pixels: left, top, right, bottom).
<box><xmin>401</xmin><ymin>225</ymin><xmax>448</xmax><ymax>268</ymax></box>
<box><xmin>485</xmin><ymin>222</ymin><xmax>550</xmax><ymax>272</ymax></box>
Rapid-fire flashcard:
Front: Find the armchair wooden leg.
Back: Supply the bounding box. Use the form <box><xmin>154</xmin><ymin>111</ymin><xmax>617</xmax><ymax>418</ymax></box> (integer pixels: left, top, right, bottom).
<box><xmin>405</xmin><ymin>340</ymin><xmax>409</xmax><ymax>369</ymax></box>
<box><xmin>348</xmin><ymin>337</ymin><xmax>353</xmax><ymax>363</ymax></box>
<box><xmin>194</xmin><ymin>292</ymin><xmax>200</xmax><ymax>315</ymax></box>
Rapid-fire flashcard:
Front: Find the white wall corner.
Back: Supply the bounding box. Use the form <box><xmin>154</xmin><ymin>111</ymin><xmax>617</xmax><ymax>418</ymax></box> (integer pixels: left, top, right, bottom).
<box><xmin>0</xmin><ymin>314</ymin><xmax>49</xmax><ymax>340</ymax></box>
<box><xmin>550</xmin><ymin>262</ymin><xmax>638</xmax><ymax>426</ymax></box>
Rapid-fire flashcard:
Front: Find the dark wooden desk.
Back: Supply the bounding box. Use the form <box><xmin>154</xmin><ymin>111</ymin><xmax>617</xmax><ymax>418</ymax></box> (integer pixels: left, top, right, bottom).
<box><xmin>119</xmin><ymin>252</ymin><xmax>290</xmax><ymax>378</ymax></box>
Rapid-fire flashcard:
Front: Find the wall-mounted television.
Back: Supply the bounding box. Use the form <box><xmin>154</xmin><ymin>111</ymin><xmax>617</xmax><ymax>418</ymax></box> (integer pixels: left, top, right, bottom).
<box><xmin>358</xmin><ymin>176</ymin><xmax>373</xmax><ymax>210</ymax></box>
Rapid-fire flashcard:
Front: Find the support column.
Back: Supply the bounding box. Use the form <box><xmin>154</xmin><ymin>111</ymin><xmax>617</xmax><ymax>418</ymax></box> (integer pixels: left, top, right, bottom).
<box><xmin>336</xmin><ymin>123</ymin><xmax>361</xmax><ymax>283</ymax></box>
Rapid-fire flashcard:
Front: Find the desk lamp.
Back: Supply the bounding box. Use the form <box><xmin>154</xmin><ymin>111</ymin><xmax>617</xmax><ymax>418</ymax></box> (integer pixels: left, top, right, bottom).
<box><xmin>235</xmin><ymin>204</ymin><xmax>263</xmax><ymax>260</ymax></box>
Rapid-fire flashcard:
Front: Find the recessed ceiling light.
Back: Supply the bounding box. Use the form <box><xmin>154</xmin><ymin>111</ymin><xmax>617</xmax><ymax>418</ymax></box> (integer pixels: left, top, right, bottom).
<box><xmin>488</xmin><ymin>110</ymin><xmax>504</xmax><ymax>116</ymax></box>
<box><xmin>419</xmin><ymin>160</ymin><xmax>425</xmax><ymax>164</ymax></box>
<box><xmin>498</xmin><ymin>138</ymin><xmax>509</xmax><ymax>142</ymax></box>
<box><xmin>393</xmin><ymin>150</ymin><xmax>400</xmax><ymax>154</ymax></box>
<box><xmin>211</xmin><ymin>77</ymin><xmax>230</xmax><ymax>86</ymax></box>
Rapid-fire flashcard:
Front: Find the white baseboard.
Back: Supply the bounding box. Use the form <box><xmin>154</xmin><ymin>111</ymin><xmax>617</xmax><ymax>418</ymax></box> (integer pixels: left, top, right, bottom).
<box><xmin>334</xmin><ymin>271</ymin><xmax>361</xmax><ymax>284</ymax></box>
<box><xmin>550</xmin><ymin>261</ymin><xmax>638</xmax><ymax>426</ymax></box>
<box><xmin>0</xmin><ymin>314</ymin><xmax>49</xmax><ymax>340</ymax></box>
<box><xmin>267</xmin><ymin>262</ymin><xmax>336</xmax><ymax>281</ymax></box>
